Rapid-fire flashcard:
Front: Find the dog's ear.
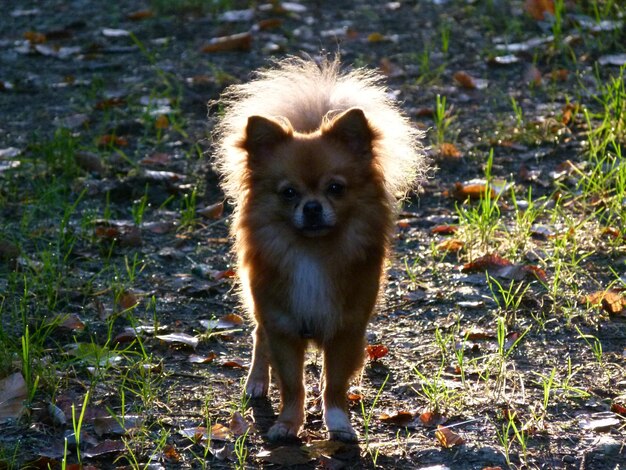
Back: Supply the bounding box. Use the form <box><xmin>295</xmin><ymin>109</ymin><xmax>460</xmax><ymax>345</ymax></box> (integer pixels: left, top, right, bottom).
<box><xmin>323</xmin><ymin>108</ymin><xmax>374</xmax><ymax>157</ymax></box>
<box><xmin>243</xmin><ymin>115</ymin><xmax>292</xmax><ymax>159</ymax></box>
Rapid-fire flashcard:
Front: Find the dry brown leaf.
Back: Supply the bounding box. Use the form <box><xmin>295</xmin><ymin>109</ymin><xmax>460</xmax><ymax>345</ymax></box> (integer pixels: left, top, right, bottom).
<box><xmin>60</xmin><ymin>314</ymin><xmax>85</xmax><ymax>331</ymax></box>
<box><xmin>450</xmin><ymin>182</ymin><xmax>495</xmax><ymax>201</ymax></box>
<box><xmin>155</xmin><ymin>114</ymin><xmax>169</xmax><ymax>130</ymax></box>
<box><xmin>163</xmin><ymin>444</ymin><xmax>181</xmax><ymax>462</ymax></box>
<box><xmin>439</xmin><ymin>142</ymin><xmax>462</xmax><ymax>160</ymax></box>
<box><xmin>367</xmin><ymin>32</ymin><xmax>386</xmax><ymax>42</ymax></box>
<box><xmin>0</xmin><ymin>372</ymin><xmax>27</xmax><ymax>421</ymax></box>
<box><xmin>197</xmin><ymin>202</ymin><xmax>224</xmax><ymax>219</ymax></box>
<box><xmin>127</xmin><ymin>10</ymin><xmax>154</xmax><ymax>21</ymax></box>
<box><xmin>436</xmin><ymin>239</ymin><xmax>464</xmax><ymax>253</ymax></box>
<box><xmin>435</xmin><ymin>424</ymin><xmax>464</xmax><ymax>448</ymax></box>
<box><xmin>379</xmin><ymin>410</ymin><xmax>414</xmax><ymax>426</ymax></box>
<box><xmin>525</xmin><ymin>0</ymin><xmax>555</xmax><ymax>20</ymax></box>
<box><xmin>366</xmin><ymin>344</ymin><xmax>389</xmax><ymax>361</ymax></box>
<box><xmin>98</xmin><ymin>134</ymin><xmax>128</xmax><ymax>148</ymax></box>
<box><xmin>222</xmin><ymin>359</ymin><xmax>246</xmax><ymax>368</ymax></box>
<box><xmin>257</xmin><ymin>18</ymin><xmax>283</xmax><ymax>31</ymax></box>
<box><xmin>117</xmin><ymin>291</ymin><xmax>138</xmax><ymax>310</ymax></box>
<box><xmin>188</xmin><ymin>353</ymin><xmax>217</xmax><ymax>363</ymax></box>
<box><xmin>24</xmin><ymin>31</ymin><xmax>46</xmax><ymax>43</ymax></box>
<box><xmin>453</xmin><ymin>71</ymin><xmax>477</xmax><ymax>89</ymax></box>
<box><xmin>419</xmin><ymin>411</ymin><xmax>445</xmax><ymax>427</ymax></box>
<box><xmin>431</xmin><ymin>225</ymin><xmax>458</xmax><ymax>235</ymax></box>
<box><xmin>462</xmin><ymin>254</ymin><xmax>511</xmax><ymax>273</ymax></box>
<box><xmin>202</xmin><ymin>32</ymin><xmax>252</xmax><ymax>53</ymax></box>
<box><xmin>217</xmin><ymin>313</ymin><xmax>244</xmax><ymax>329</ymax></box>
<box><xmin>95</xmin><ymin>97</ymin><xmax>126</xmax><ymax>110</ymax></box>
<box><xmin>586</xmin><ymin>290</ymin><xmax>626</xmax><ymax>315</ymax></box>
<box><xmin>230</xmin><ymin>411</ymin><xmax>252</xmax><ymax>436</ymax></box>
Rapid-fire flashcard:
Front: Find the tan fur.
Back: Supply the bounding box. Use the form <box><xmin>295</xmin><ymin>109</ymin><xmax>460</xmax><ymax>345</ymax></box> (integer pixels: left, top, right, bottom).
<box><xmin>212</xmin><ymin>56</ymin><xmax>425</xmax><ymax>442</ymax></box>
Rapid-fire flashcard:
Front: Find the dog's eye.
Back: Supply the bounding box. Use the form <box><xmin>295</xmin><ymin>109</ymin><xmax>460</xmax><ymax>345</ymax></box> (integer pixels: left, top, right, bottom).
<box><xmin>280</xmin><ymin>187</ymin><xmax>298</xmax><ymax>201</ymax></box>
<box><xmin>327</xmin><ymin>182</ymin><xmax>345</xmax><ymax>197</ymax></box>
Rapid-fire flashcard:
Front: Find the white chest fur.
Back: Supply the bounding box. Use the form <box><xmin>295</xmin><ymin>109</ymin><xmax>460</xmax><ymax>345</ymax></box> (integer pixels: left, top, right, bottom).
<box><xmin>290</xmin><ymin>255</ymin><xmax>337</xmax><ymax>338</ymax></box>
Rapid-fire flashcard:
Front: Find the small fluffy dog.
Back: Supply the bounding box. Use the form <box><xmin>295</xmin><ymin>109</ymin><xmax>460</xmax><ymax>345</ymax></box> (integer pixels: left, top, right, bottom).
<box><xmin>213</xmin><ymin>56</ymin><xmax>425</xmax><ymax>442</ymax></box>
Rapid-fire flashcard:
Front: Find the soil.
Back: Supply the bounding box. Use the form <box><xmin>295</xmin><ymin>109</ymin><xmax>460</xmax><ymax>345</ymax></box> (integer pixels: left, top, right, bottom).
<box><xmin>1</xmin><ymin>0</ymin><xmax>625</xmax><ymax>469</ymax></box>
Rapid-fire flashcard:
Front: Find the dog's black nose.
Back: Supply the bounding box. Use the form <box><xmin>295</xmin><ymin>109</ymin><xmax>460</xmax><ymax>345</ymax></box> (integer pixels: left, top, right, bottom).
<box><xmin>303</xmin><ymin>201</ymin><xmax>323</xmax><ymax>216</ymax></box>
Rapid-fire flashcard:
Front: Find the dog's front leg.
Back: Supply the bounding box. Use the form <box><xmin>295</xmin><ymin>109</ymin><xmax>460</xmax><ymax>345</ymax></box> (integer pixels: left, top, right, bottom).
<box><xmin>322</xmin><ymin>328</ymin><xmax>366</xmax><ymax>442</ymax></box>
<box><xmin>266</xmin><ymin>332</ymin><xmax>306</xmax><ymax>441</ymax></box>
<box><xmin>245</xmin><ymin>324</ymin><xmax>271</xmax><ymax>397</ymax></box>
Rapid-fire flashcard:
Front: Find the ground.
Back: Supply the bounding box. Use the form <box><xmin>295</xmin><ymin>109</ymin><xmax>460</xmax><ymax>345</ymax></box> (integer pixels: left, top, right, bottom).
<box><xmin>0</xmin><ymin>0</ymin><xmax>625</xmax><ymax>469</ymax></box>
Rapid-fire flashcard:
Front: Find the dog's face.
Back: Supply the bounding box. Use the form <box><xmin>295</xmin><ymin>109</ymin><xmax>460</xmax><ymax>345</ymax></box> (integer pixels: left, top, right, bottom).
<box><xmin>241</xmin><ymin>108</ymin><xmax>380</xmax><ymax>238</ymax></box>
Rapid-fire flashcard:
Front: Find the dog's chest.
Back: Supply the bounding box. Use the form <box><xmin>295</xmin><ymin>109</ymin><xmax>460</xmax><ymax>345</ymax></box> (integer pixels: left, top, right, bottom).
<box><xmin>289</xmin><ymin>256</ymin><xmax>336</xmax><ymax>335</ymax></box>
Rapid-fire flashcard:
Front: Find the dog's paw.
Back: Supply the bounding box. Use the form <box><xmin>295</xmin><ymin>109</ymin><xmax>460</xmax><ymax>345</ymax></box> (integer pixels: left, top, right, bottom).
<box><xmin>267</xmin><ymin>421</ymin><xmax>300</xmax><ymax>441</ymax></box>
<box><xmin>245</xmin><ymin>377</ymin><xmax>269</xmax><ymax>398</ymax></box>
<box><xmin>325</xmin><ymin>408</ymin><xmax>358</xmax><ymax>443</ymax></box>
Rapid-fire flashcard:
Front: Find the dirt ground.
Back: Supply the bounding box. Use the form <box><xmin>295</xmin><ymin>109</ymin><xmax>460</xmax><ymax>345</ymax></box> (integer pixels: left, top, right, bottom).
<box><xmin>1</xmin><ymin>0</ymin><xmax>625</xmax><ymax>469</ymax></box>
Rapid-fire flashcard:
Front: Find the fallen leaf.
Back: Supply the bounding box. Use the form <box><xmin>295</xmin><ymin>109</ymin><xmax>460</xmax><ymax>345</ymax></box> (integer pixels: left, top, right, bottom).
<box><xmin>463</xmin><ymin>254</ymin><xmax>509</xmax><ymax>272</ymax></box>
<box><xmin>197</xmin><ymin>202</ymin><xmax>224</xmax><ymax>219</ymax></box>
<box><xmin>98</xmin><ymin>134</ymin><xmax>128</xmax><ymax>147</ymax></box>
<box><xmin>94</xmin><ymin>220</ymin><xmax>142</xmax><ymax>247</ymax></box>
<box><xmin>202</xmin><ymin>32</ymin><xmax>252</xmax><ymax>53</ymax></box>
<box><xmin>163</xmin><ymin>444</ymin><xmax>181</xmax><ymax>462</ymax></box>
<box><xmin>212</xmin><ymin>269</ymin><xmax>236</xmax><ymax>280</ymax></box>
<box><xmin>0</xmin><ymin>373</ymin><xmax>27</xmax><ymax>421</ymax></box>
<box><xmin>48</xmin><ymin>403</ymin><xmax>66</xmax><ymax>426</ymax></box>
<box><xmin>24</xmin><ymin>31</ymin><xmax>46</xmax><ymax>43</ymax></box>
<box><xmin>82</xmin><ymin>439</ymin><xmax>126</xmax><ymax>458</ymax></box>
<box><xmin>127</xmin><ymin>10</ymin><xmax>154</xmax><ymax>21</ymax></box>
<box><xmin>463</xmin><ymin>328</ymin><xmax>494</xmax><ymax>340</ymax></box>
<box><xmin>305</xmin><ymin>440</ymin><xmax>348</xmax><ymax>459</ymax></box>
<box><xmin>436</xmin><ymin>239</ymin><xmax>464</xmax><ymax>253</ymax></box>
<box><xmin>449</xmin><ymin>182</ymin><xmax>495</xmax><ymax>201</ymax></box>
<box><xmin>60</xmin><ymin>314</ymin><xmax>85</xmax><ymax>331</ymax></box>
<box><xmin>550</xmin><ymin>69</ymin><xmax>569</xmax><ymax>82</ymax></box>
<box><xmin>117</xmin><ymin>291</ymin><xmax>139</xmax><ymax>310</ymax></box>
<box><xmin>611</xmin><ymin>403</ymin><xmax>626</xmax><ymax>415</ymax></box>
<box><xmin>156</xmin><ymin>333</ymin><xmax>199</xmax><ymax>349</ymax></box>
<box><xmin>462</xmin><ymin>254</ymin><xmax>546</xmax><ymax>282</ymax></box>
<box><xmin>257</xmin><ymin>446</ymin><xmax>312</xmax><ymax>466</ymax></box>
<box><xmin>217</xmin><ymin>313</ymin><xmax>244</xmax><ymax>329</ymax></box>
<box><xmin>367</xmin><ymin>32</ymin><xmax>386</xmax><ymax>42</ymax></box>
<box><xmin>95</xmin><ymin>97</ymin><xmax>126</xmax><ymax>110</ymax></box>
<box><xmin>188</xmin><ymin>353</ymin><xmax>217</xmax><ymax>363</ymax></box>
<box><xmin>155</xmin><ymin>114</ymin><xmax>169</xmax><ymax>129</ymax></box>
<box><xmin>379</xmin><ymin>410</ymin><xmax>414</xmax><ymax>426</ymax></box>
<box><xmin>453</xmin><ymin>71</ymin><xmax>476</xmax><ymax>89</ymax></box>
<box><xmin>431</xmin><ymin>225</ymin><xmax>458</xmax><ymax>235</ymax></box>
<box><xmin>230</xmin><ymin>411</ymin><xmax>251</xmax><ymax>436</ymax></box>
<box><xmin>435</xmin><ymin>424</ymin><xmax>464</xmax><ymax>448</ymax></box>
<box><xmin>140</xmin><ymin>152</ymin><xmax>172</xmax><ymax>166</ymax></box>
<box><xmin>366</xmin><ymin>344</ymin><xmax>389</xmax><ymax>361</ymax></box>
<box><xmin>438</xmin><ymin>142</ymin><xmax>462</xmax><ymax>160</ymax></box>
<box><xmin>579</xmin><ymin>416</ymin><xmax>619</xmax><ymax>432</ymax></box>
<box><xmin>585</xmin><ymin>290</ymin><xmax>626</xmax><ymax>315</ymax></box>
<box><xmin>524</xmin><ymin>0</ymin><xmax>554</xmax><ymax>20</ymax></box>
<box><xmin>210</xmin><ymin>423</ymin><xmax>232</xmax><ymax>441</ymax></box>
<box><xmin>222</xmin><ymin>359</ymin><xmax>246</xmax><ymax>369</ymax></box>
<box><xmin>419</xmin><ymin>411</ymin><xmax>445</xmax><ymax>427</ymax></box>
<box><xmin>257</xmin><ymin>18</ymin><xmax>283</xmax><ymax>30</ymax></box>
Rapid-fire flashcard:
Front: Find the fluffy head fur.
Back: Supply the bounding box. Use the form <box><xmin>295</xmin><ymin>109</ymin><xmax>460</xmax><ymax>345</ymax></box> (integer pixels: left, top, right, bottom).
<box><xmin>213</xmin><ymin>56</ymin><xmax>426</xmax><ymax>203</ymax></box>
